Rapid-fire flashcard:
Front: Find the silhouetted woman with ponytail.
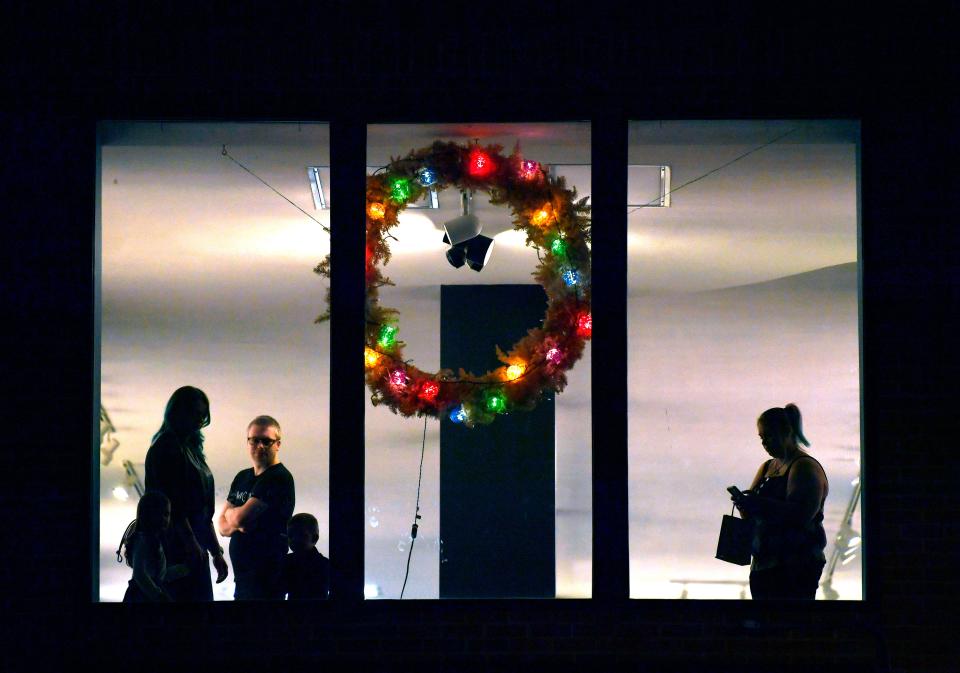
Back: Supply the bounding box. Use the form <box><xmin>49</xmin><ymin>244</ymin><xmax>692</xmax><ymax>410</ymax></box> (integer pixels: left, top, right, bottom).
<box><xmin>732</xmin><ymin>403</ymin><xmax>829</xmax><ymax>600</ymax></box>
<box><xmin>144</xmin><ymin>386</ymin><xmax>228</xmax><ymax>600</ymax></box>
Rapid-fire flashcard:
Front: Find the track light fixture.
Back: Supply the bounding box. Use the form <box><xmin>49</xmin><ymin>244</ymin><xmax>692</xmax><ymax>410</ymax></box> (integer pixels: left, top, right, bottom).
<box><xmin>442</xmin><ymin>191</ymin><xmax>495</xmax><ymax>271</ymax></box>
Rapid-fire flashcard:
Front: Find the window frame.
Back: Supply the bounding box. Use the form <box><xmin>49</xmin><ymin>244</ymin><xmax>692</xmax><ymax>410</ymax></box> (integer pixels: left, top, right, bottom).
<box><xmin>92</xmin><ymin>113</ymin><xmax>866</xmax><ymax>606</ymax></box>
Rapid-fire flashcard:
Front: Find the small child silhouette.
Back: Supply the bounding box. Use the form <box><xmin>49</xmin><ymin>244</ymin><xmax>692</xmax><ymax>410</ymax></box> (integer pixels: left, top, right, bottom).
<box><xmin>118</xmin><ymin>491</ymin><xmax>189</xmax><ymax>602</ymax></box>
<box><xmin>282</xmin><ymin>513</ymin><xmax>330</xmax><ymax>600</ymax></box>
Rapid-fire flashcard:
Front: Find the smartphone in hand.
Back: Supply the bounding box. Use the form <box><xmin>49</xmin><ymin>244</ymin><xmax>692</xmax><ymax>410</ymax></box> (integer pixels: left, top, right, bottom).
<box><xmin>727</xmin><ymin>485</ymin><xmax>743</xmax><ymax>500</ymax></box>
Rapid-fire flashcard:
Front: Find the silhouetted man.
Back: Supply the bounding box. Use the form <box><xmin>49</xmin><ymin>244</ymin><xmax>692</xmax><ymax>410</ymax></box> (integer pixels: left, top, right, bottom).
<box><xmin>218</xmin><ymin>415</ymin><xmax>295</xmax><ymax>600</ymax></box>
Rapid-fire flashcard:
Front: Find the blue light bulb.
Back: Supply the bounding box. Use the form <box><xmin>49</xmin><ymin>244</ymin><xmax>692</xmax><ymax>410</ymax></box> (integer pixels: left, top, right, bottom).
<box><xmin>562</xmin><ymin>268</ymin><xmax>580</xmax><ymax>287</ymax></box>
<box><xmin>416</xmin><ymin>167</ymin><xmax>437</xmax><ymax>187</ymax></box>
<box><xmin>449</xmin><ymin>406</ymin><xmax>468</xmax><ymax>423</ymax></box>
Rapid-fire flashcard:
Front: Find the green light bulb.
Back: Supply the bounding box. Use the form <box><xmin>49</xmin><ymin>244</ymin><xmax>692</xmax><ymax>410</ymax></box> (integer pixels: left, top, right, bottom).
<box><xmin>486</xmin><ymin>391</ymin><xmax>506</xmax><ymax>413</ymax></box>
<box><xmin>390</xmin><ymin>178</ymin><xmax>412</xmax><ymax>202</ymax></box>
<box><xmin>378</xmin><ymin>325</ymin><xmax>397</xmax><ymax>348</ymax></box>
<box><xmin>550</xmin><ymin>238</ymin><xmax>567</xmax><ymax>256</ymax></box>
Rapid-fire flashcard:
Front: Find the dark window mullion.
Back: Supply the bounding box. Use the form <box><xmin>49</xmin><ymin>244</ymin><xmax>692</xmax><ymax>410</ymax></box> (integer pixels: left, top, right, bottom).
<box><xmin>328</xmin><ymin>119</ymin><xmax>367</xmax><ymax>601</ymax></box>
<box><xmin>591</xmin><ymin>115</ymin><xmax>630</xmax><ymax>600</ymax></box>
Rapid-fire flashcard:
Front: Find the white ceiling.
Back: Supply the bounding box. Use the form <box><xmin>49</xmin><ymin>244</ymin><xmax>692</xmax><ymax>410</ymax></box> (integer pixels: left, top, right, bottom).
<box><xmin>100</xmin><ymin>119</ymin><xmax>857</xmax><ymax>293</ymax></box>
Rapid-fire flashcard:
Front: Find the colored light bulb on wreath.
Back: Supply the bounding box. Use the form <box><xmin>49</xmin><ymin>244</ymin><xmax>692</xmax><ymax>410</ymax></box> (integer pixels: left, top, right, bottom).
<box><xmin>390</xmin><ymin>178</ymin><xmax>412</xmax><ymax>202</ymax></box>
<box><xmin>467</xmin><ymin>147</ymin><xmax>494</xmax><ymax>178</ymax></box>
<box><xmin>416</xmin><ymin>167</ymin><xmax>437</xmax><ymax>187</ymax></box>
<box><xmin>419</xmin><ymin>380</ymin><xmax>440</xmax><ymax>402</ymax></box>
<box><xmin>576</xmin><ymin>312</ymin><xmax>592</xmax><ymax>338</ymax></box>
<box><xmin>378</xmin><ymin>324</ymin><xmax>398</xmax><ymax>349</ymax></box>
<box><xmin>364</xmin><ymin>348</ymin><xmax>380</xmax><ymax>368</ymax></box>
<box><xmin>518</xmin><ymin>159</ymin><xmax>539</xmax><ymax>181</ymax></box>
<box><xmin>506</xmin><ymin>364</ymin><xmax>525</xmax><ymax>381</ymax></box>
<box><xmin>368</xmin><ymin>202</ymin><xmax>386</xmax><ymax>220</ymax></box>
<box><xmin>389</xmin><ymin>369</ymin><xmax>407</xmax><ymax>388</ymax></box>
<box><xmin>562</xmin><ymin>268</ymin><xmax>580</xmax><ymax>287</ymax></box>
<box><xmin>486</xmin><ymin>390</ymin><xmax>506</xmax><ymax>413</ymax></box>
<box><xmin>449</xmin><ymin>405</ymin><xmax>468</xmax><ymax>424</ymax></box>
<box><xmin>546</xmin><ymin>347</ymin><xmax>563</xmax><ymax>365</ymax></box>
<box><xmin>531</xmin><ymin>207</ymin><xmax>551</xmax><ymax>227</ymax></box>
<box><xmin>550</xmin><ymin>237</ymin><xmax>567</xmax><ymax>257</ymax></box>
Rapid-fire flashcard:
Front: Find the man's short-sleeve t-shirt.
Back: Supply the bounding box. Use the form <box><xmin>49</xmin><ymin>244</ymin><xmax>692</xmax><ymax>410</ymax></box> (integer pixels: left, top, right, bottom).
<box><xmin>227</xmin><ymin>463</ymin><xmax>295</xmax><ymax>573</ymax></box>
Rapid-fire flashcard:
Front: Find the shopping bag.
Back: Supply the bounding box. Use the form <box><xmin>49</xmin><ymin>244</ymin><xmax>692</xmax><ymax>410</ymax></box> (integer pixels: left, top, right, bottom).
<box><xmin>715</xmin><ymin>504</ymin><xmax>753</xmax><ymax>566</ymax></box>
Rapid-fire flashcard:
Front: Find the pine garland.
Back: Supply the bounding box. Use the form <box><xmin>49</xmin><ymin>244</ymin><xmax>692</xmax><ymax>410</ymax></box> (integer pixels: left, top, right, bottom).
<box><xmin>315</xmin><ymin>141</ymin><xmax>592</xmax><ymax>427</ymax></box>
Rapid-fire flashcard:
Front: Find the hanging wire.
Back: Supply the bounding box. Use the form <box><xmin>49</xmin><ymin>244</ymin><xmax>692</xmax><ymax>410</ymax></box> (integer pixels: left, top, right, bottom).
<box><xmin>626</xmin><ymin>127</ymin><xmax>798</xmax><ymax>215</ymax></box>
<box><xmin>221</xmin><ymin>145</ymin><xmax>331</xmax><ymax>233</ymax></box>
<box><xmin>400</xmin><ymin>415</ymin><xmax>428</xmax><ymax>599</ymax></box>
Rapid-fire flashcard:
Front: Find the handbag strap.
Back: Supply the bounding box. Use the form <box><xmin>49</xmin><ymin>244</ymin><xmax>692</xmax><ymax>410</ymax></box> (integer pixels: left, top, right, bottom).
<box><xmin>730</xmin><ymin>503</ymin><xmax>737</xmax><ymax>517</ymax></box>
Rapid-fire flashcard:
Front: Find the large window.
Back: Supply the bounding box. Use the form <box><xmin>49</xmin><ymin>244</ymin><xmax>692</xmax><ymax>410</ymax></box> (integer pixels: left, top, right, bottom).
<box><xmin>95</xmin><ymin>118</ymin><xmax>862</xmax><ymax>602</ymax></box>
<box><xmin>627</xmin><ymin>120</ymin><xmax>862</xmax><ymax>599</ymax></box>
<box><xmin>96</xmin><ymin>122</ymin><xmax>331</xmax><ymax>600</ymax></box>
<box><xmin>363</xmin><ymin>123</ymin><xmax>592</xmax><ymax>598</ymax></box>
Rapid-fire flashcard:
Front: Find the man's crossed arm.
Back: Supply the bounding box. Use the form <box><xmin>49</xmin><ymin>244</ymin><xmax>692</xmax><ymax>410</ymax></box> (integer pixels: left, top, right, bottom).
<box><xmin>217</xmin><ymin>498</ymin><xmax>269</xmax><ymax>537</ymax></box>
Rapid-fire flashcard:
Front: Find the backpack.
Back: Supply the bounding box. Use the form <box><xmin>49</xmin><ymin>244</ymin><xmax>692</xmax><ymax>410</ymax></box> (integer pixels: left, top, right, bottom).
<box><xmin>116</xmin><ymin>519</ymin><xmax>138</xmax><ymax>567</ymax></box>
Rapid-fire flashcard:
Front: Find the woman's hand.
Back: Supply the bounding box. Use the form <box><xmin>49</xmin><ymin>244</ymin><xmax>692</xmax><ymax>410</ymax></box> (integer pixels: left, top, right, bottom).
<box><xmin>733</xmin><ymin>490</ymin><xmax>760</xmax><ymax>515</ymax></box>
<box><xmin>212</xmin><ymin>551</ymin><xmax>229</xmax><ymax>583</ymax></box>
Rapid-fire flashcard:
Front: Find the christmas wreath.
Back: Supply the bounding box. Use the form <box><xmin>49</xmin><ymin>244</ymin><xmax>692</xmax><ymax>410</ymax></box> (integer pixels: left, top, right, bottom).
<box><xmin>315</xmin><ymin>141</ymin><xmax>592</xmax><ymax>427</ymax></box>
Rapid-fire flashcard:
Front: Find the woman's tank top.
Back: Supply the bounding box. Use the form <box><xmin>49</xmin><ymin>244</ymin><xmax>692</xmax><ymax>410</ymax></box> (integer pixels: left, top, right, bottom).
<box><xmin>751</xmin><ymin>455</ymin><xmax>828</xmax><ymax>571</ymax></box>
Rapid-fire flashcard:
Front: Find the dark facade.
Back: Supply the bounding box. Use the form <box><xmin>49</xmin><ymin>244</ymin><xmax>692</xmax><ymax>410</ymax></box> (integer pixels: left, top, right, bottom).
<box><xmin>8</xmin><ymin>6</ymin><xmax>955</xmax><ymax>672</ymax></box>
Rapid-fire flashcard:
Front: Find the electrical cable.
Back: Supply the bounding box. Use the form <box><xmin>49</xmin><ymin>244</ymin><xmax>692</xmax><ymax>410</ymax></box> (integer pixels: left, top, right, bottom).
<box><xmin>626</xmin><ymin>127</ymin><xmax>798</xmax><ymax>215</ymax></box>
<box><xmin>221</xmin><ymin>145</ymin><xmax>331</xmax><ymax>233</ymax></box>
<box><xmin>399</xmin><ymin>415</ymin><xmax>428</xmax><ymax>599</ymax></box>
<box><xmin>224</xmin><ymin>127</ymin><xmax>795</xmax><ymax>231</ymax></box>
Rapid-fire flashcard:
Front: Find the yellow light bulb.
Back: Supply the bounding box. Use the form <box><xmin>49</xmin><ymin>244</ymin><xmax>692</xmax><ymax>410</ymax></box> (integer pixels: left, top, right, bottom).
<box><xmin>506</xmin><ymin>364</ymin><xmax>525</xmax><ymax>380</ymax></box>
<box><xmin>531</xmin><ymin>209</ymin><xmax>550</xmax><ymax>226</ymax></box>
<box><xmin>368</xmin><ymin>202</ymin><xmax>386</xmax><ymax>220</ymax></box>
<box><xmin>364</xmin><ymin>348</ymin><xmax>380</xmax><ymax>367</ymax></box>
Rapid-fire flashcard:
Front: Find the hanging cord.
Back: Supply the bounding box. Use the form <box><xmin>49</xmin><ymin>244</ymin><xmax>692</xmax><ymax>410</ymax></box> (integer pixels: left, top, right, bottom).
<box><xmin>399</xmin><ymin>415</ymin><xmax>428</xmax><ymax>599</ymax></box>
<box><xmin>627</xmin><ymin>127</ymin><xmax>798</xmax><ymax>215</ymax></box>
<box><xmin>221</xmin><ymin>145</ymin><xmax>331</xmax><ymax>233</ymax></box>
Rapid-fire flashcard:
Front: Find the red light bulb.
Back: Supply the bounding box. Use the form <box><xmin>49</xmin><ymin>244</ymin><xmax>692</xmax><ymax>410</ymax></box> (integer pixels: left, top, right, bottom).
<box><xmin>467</xmin><ymin>147</ymin><xmax>494</xmax><ymax>178</ymax></box>
<box><xmin>419</xmin><ymin>380</ymin><xmax>440</xmax><ymax>402</ymax></box>
<box><xmin>576</xmin><ymin>312</ymin><xmax>592</xmax><ymax>338</ymax></box>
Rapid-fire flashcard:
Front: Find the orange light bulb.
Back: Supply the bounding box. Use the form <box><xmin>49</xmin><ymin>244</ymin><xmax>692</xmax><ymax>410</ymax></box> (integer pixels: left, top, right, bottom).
<box><xmin>368</xmin><ymin>202</ymin><xmax>386</xmax><ymax>220</ymax></box>
<box><xmin>531</xmin><ymin>208</ymin><xmax>550</xmax><ymax>227</ymax></box>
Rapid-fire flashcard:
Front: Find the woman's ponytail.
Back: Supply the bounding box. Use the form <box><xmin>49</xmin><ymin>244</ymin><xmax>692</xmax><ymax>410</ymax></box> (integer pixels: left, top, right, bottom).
<box><xmin>784</xmin><ymin>403</ymin><xmax>810</xmax><ymax>447</ymax></box>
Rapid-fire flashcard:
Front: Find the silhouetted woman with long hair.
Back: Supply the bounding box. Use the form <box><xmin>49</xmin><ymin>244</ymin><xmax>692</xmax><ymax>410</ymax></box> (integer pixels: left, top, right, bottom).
<box><xmin>144</xmin><ymin>386</ymin><xmax>228</xmax><ymax>600</ymax></box>
<box><xmin>733</xmin><ymin>403</ymin><xmax>829</xmax><ymax>600</ymax></box>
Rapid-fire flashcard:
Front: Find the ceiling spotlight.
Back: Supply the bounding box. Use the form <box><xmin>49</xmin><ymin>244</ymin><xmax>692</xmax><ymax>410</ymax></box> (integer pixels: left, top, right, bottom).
<box><xmin>445</xmin><ymin>243</ymin><xmax>467</xmax><ymax>268</ymax></box>
<box><xmin>442</xmin><ymin>191</ymin><xmax>481</xmax><ymax>245</ymax></box>
<box><xmin>464</xmin><ymin>235</ymin><xmax>495</xmax><ymax>272</ymax></box>
<box><xmin>442</xmin><ymin>191</ymin><xmax>494</xmax><ymax>272</ymax></box>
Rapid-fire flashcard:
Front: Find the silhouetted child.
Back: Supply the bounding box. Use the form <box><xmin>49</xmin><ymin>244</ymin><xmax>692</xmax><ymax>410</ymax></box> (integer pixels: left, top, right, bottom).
<box><xmin>117</xmin><ymin>491</ymin><xmax>189</xmax><ymax>602</ymax></box>
<box><xmin>282</xmin><ymin>513</ymin><xmax>330</xmax><ymax>600</ymax></box>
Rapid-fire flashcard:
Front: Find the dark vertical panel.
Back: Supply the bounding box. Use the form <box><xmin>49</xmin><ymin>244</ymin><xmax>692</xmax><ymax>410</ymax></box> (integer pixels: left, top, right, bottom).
<box><xmin>92</xmin><ymin>124</ymin><xmax>102</xmax><ymax>601</ymax></box>
<box><xmin>440</xmin><ymin>284</ymin><xmax>555</xmax><ymax>598</ymax></box>
<box><xmin>855</xmin><ymin>124</ymin><xmax>868</xmax><ymax>603</ymax></box>
<box><xmin>328</xmin><ymin>119</ymin><xmax>366</xmax><ymax>601</ymax></box>
<box><xmin>590</xmin><ymin>116</ymin><xmax>630</xmax><ymax>599</ymax></box>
